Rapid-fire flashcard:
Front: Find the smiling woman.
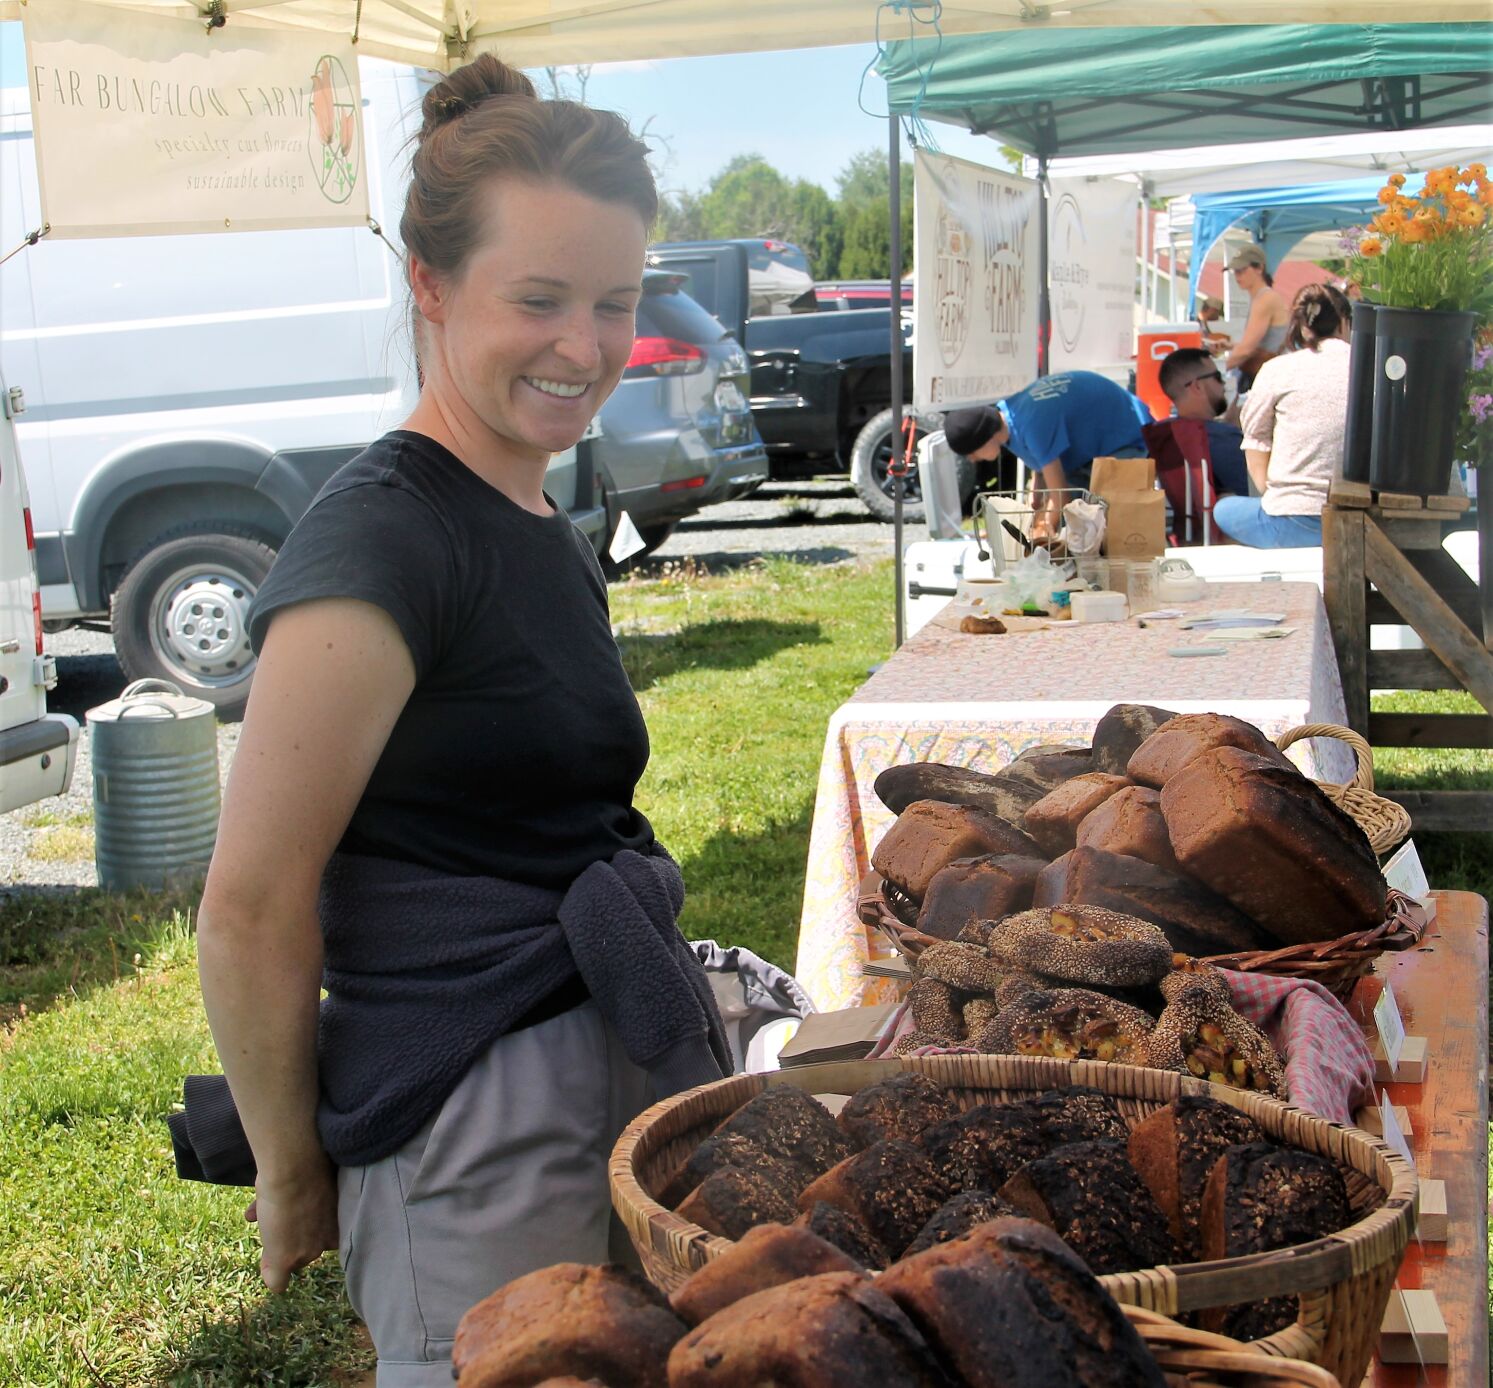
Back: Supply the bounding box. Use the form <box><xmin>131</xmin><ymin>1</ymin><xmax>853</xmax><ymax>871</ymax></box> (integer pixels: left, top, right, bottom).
<box><xmin>193</xmin><ymin>52</ymin><xmax>729</xmax><ymax>1388</ymax></box>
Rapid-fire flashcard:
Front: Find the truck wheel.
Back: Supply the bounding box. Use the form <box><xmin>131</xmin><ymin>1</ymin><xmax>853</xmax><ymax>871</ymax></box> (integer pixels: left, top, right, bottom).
<box><xmin>850</xmin><ymin>408</ymin><xmax>974</xmax><ymax>523</ymax></box>
<box><xmin>111</xmin><ymin>526</ymin><xmax>277</xmax><ymax>721</ymax></box>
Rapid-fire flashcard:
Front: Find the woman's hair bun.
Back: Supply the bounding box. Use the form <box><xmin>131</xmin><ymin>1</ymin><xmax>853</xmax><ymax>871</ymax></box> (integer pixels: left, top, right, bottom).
<box><xmin>420</xmin><ymin>53</ymin><xmax>536</xmax><ymax>138</ymax></box>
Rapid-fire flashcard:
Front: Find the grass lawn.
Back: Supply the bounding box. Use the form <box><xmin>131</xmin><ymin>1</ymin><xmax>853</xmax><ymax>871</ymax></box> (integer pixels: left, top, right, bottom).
<box><xmin>1</xmin><ymin>554</ymin><xmax>1487</xmax><ymax>1384</ymax></box>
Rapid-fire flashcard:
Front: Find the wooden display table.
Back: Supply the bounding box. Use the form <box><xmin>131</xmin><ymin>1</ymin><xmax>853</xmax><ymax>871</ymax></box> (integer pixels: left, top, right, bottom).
<box><xmin>1359</xmin><ymin>889</ymin><xmax>1489</xmax><ymax>1386</ymax></box>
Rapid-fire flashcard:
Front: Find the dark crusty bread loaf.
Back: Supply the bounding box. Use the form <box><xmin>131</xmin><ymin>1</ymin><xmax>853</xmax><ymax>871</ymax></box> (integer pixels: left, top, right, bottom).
<box><xmin>1001</xmin><ymin>745</ymin><xmax>1096</xmax><ymax>793</ymax></box>
<box><xmin>837</xmin><ymin>1072</ymin><xmax>957</xmax><ymax>1149</ymax></box>
<box><xmin>657</xmin><ymin>1131</ymin><xmax>803</xmax><ymax>1210</ymax></box>
<box><xmin>902</xmin><ymin>1191</ymin><xmax>1020</xmax><ymax>1258</ymax></box>
<box><xmin>873</xmin><ymin>799</ymin><xmax>1042</xmax><ymax>901</ymax></box>
<box><xmin>874</xmin><ymin>760</ymin><xmax>1043</xmax><ymax>822</ymax></box>
<box><xmin>1127</xmin><ymin>712</ymin><xmax>1296</xmax><ymax>788</ymax></box>
<box><xmin>1126</xmin><ymin>1094</ymin><xmax>1264</xmax><ymax>1257</ymax></box>
<box><xmin>1198</xmin><ymin>1142</ymin><xmax>1351</xmax><ymax>1340</ymax></box>
<box><xmin>796</xmin><ymin>1139</ymin><xmax>951</xmax><ymax>1258</ymax></box>
<box><xmin>879</xmin><ymin>1216</ymin><xmax>1167</xmax><ymax>1387</ymax></box>
<box><xmin>1022</xmin><ymin>773</ymin><xmax>1131</xmax><ymax>857</ymax></box>
<box><xmin>1161</xmin><ymin>746</ymin><xmax>1389</xmax><ymax>944</ymax></box>
<box><xmin>916</xmin><ymin>854</ymin><xmax>1047</xmax><ymax>940</ymax></box>
<box><xmin>703</xmin><ymin>1087</ymin><xmax>851</xmax><ymax>1184</ymax></box>
<box><xmin>668</xmin><ymin>1223</ymin><xmax>865</xmax><ymax>1327</ymax></box>
<box><xmin>1024</xmin><ymin>1085</ymin><xmax>1130</xmax><ymax>1147</ymax></box>
<box><xmin>1075</xmin><ymin>785</ymin><xmax>1181</xmax><ymax>872</ymax></box>
<box><xmin>1033</xmin><ymin>844</ymin><xmax>1270</xmax><ymax>953</ymax></box>
<box><xmin>453</xmin><ymin>1262</ymin><xmax>684</xmax><ymax>1388</ymax></box>
<box><xmin>794</xmin><ymin>1201</ymin><xmax>889</xmax><ymax>1270</ymax></box>
<box><xmin>1091</xmin><ymin>703</ymin><xmax>1179</xmax><ymax>776</ymax></box>
<box><xmin>667</xmin><ymin>1271</ymin><xmax>953</xmax><ymax>1387</ymax></box>
<box><xmin>675</xmin><ymin>1165</ymin><xmax>798</xmax><ymax>1240</ymax></box>
<box><xmin>916</xmin><ymin>1101</ymin><xmax>1050</xmax><ymax>1193</ymax></box>
<box><xmin>998</xmin><ymin>1139</ymin><xmax>1177</xmax><ymax>1276</ymax></box>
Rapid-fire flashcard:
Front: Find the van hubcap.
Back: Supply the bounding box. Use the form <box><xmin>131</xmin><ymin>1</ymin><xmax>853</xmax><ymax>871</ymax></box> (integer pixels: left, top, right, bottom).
<box><xmin>152</xmin><ymin>568</ymin><xmax>256</xmax><ymax>687</ymax></box>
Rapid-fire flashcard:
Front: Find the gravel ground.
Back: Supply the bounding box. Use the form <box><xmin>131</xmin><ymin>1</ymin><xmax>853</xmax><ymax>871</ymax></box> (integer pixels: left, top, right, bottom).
<box><xmin>1</xmin><ymin>478</ymin><xmax>899</xmax><ymax>895</ymax></box>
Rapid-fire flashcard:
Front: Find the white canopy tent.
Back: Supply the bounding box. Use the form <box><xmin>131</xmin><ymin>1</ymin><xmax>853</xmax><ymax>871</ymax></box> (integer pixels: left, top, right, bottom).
<box><xmin>1</xmin><ymin>0</ymin><xmax>1487</xmax><ymax>70</ymax></box>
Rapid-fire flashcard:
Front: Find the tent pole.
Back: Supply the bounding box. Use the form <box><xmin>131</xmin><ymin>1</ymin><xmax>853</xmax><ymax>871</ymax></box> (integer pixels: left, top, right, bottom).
<box><xmin>1037</xmin><ymin>152</ymin><xmax>1050</xmax><ymax>377</ymax></box>
<box><xmin>889</xmin><ymin>115</ymin><xmax>906</xmax><ymax>649</ymax></box>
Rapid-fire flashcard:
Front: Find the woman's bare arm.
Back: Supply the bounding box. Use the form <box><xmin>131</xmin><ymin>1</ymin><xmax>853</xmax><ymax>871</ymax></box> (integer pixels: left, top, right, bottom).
<box><xmin>198</xmin><ymin>598</ymin><xmax>416</xmax><ymax>1290</ymax></box>
<box><xmin>1226</xmin><ymin>296</ymin><xmax>1275</xmax><ymax>368</ymax></box>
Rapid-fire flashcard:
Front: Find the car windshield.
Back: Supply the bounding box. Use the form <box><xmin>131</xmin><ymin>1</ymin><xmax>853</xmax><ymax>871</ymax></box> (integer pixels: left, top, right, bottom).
<box><xmin>638</xmin><ymin>287</ymin><xmax>728</xmax><ymax>345</ymax></box>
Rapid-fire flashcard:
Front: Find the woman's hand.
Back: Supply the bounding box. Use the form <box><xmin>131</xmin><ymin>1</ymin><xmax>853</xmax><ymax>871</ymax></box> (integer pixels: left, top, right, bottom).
<box><xmin>246</xmin><ymin>1156</ymin><xmax>341</xmax><ymax>1292</ymax></box>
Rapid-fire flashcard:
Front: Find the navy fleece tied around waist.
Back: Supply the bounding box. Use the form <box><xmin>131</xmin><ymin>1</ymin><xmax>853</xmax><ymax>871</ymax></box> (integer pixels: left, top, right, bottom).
<box><xmin>316</xmin><ymin>844</ymin><xmax>730</xmax><ymax>1167</ymax></box>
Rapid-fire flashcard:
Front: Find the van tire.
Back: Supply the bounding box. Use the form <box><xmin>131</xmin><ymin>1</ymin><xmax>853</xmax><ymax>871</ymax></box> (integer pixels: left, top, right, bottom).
<box><xmin>111</xmin><ymin>526</ymin><xmax>278</xmax><ymax>721</ymax></box>
<box><xmin>849</xmin><ymin>408</ymin><xmax>973</xmax><ymax>523</ymax></box>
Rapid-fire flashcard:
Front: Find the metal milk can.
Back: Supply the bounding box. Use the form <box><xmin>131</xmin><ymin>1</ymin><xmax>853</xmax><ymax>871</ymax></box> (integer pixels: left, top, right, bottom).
<box><xmin>86</xmin><ymin>678</ymin><xmax>220</xmax><ymax>891</ymax></box>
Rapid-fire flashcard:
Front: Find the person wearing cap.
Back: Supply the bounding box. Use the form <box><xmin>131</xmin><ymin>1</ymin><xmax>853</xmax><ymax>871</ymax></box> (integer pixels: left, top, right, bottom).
<box><xmin>1194</xmin><ymin>295</ymin><xmax>1231</xmax><ymax>352</ymax></box>
<box><xmin>1223</xmin><ymin>243</ymin><xmax>1289</xmax><ymax>390</ymax></box>
<box><xmin>943</xmin><ymin>370</ymin><xmax>1151</xmax><ymax>540</ymax></box>
<box><xmin>1155</xmin><ymin>347</ymin><xmax>1248</xmax><ymax>497</ymax></box>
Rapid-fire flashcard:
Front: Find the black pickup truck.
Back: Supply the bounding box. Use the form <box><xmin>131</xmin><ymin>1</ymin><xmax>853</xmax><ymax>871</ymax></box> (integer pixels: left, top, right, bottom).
<box><xmin>649</xmin><ymin>240</ymin><xmax>970</xmax><ymax>521</ymax></box>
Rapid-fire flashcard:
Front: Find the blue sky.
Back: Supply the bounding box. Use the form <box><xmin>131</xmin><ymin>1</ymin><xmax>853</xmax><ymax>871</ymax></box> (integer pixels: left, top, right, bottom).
<box><xmin>0</xmin><ymin>22</ymin><xmax>999</xmax><ymax>195</ymax></box>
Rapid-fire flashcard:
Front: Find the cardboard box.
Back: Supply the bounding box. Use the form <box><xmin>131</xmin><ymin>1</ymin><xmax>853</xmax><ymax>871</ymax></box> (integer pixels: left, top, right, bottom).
<box><xmin>1093</xmin><ymin>455</ymin><xmax>1166</xmax><ymax>561</ymax></box>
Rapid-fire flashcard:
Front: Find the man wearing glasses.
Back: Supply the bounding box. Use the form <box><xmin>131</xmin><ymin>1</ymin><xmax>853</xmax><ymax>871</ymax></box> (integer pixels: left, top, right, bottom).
<box><xmin>1157</xmin><ymin>347</ymin><xmax>1248</xmax><ymax>498</ymax></box>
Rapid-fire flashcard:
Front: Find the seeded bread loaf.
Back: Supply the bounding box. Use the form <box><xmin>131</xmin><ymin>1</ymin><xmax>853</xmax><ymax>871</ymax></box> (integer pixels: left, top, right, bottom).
<box><xmin>975</xmin><ymin>987</ymin><xmax>1156</xmax><ymax>1064</ymax></box>
<box><xmin>1161</xmin><ymin>746</ymin><xmax>1388</xmax><ymax>944</ymax></box>
<box><xmin>916</xmin><ymin>1103</ymin><xmax>1050</xmax><ymax>1194</ymax></box>
<box><xmin>873</xmin><ymin>800</ymin><xmax>1042</xmax><ymax>902</ymax></box>
<box><xmin>796</xmin><ymin>1139</ymin><xmax>952</xmax><ymax>1259</ymax></box>
<box><xmin>986</xmin><ymin>905</ymin><xmax>1173</xmax><ymax>989</ymax></box>
<box><xmin>1143</xmin><ymin>983</ymin><xmax>1287</xmax><ymax>1099</ymax></box>
<box><xmin>675</xmin><ymin>1165</ymin><xmax>799</xmax><ymax>1240</ymax></box>
<box><xmin>902</xmin><ymin>1191</ymin><xmax>1021</xmax><ymax>1258</ymax></box>
<box><xmin>453</xmin><ymin>1263</ymin><xmax>684</xmax><ymax>1388</ymax></box>
<box><xmin>793</xmin><ymin>1201</ymin><xmax>890</xmax><ymax>1270</ymax></box>
<box><xmin>837</xmin><ymin>1073</ymin><xmax>957</xmax><ymax>1149</ymax></box>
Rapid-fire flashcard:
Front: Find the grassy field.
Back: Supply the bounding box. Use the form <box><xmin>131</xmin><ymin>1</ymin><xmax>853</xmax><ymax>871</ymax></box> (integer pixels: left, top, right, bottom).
<box><xmin>1</xmin><ymin>554</ymin><xmax>1487</xmax><ymax>1385</ymax></box>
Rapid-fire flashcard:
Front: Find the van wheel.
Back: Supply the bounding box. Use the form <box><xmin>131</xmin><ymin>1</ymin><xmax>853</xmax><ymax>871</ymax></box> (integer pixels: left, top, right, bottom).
<box><xmin>111</xmin><ymin>526</ymin><xmax>277</xmax><ymax>721</ymax></box>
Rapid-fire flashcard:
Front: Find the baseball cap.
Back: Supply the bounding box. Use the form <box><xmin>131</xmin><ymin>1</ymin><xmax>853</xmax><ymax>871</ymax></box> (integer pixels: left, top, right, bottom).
<box><xmin>1227</xmin><ymin>243</ymin><xmax>1267</xmax><ymax>272</ymax></box>
<box><xmin>943</xmin><ymin>405</ymin><xmax>1004</xmax><ymax>456</ymax></box>
<box><xmin>1198</xmin><ymin>295</ymin><xmax>1224</xmax><ymax>314</ymax></box>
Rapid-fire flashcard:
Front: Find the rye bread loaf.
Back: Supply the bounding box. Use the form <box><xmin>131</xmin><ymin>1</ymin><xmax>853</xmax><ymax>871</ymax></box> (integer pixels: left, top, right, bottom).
<box><xmin>796</xmin><ymin>1139</ymin><xmax>952</xmax><ymax>1259</ymax></box>
<box><xmin>902</xmin><ymin>1191</ymin><xmax>1021</xmax><ymax>1258</ymax></box>
<box><xmin>837</xmin><ymin>1073</ymin><xmax>957</xmax><ymax>1149</ymax></box>
<box><xmin>1161</xmin><ymin>746</ymin><xmax>1388</xmax><ymax>944</ymax></box>
<box><xmin>1022</xmin><ymin>773</ymin><xmax>1132</xmax><ymax>857</ymax></box>
<box><xmin>879</xmin><ymin>1217</ymin><xmax>1168</xmax><ymax>1387</ymax></box>
<box><xmin>1091</xmin><ymin>703</ymin><xmax>1179</xmax><ymax>776</ymax></box>
<box><xmin>1126</xmin><ymin>1094</ymin><xmax>1264</xmax><ymax>1257</ymax></box>
<box><xmin>667</xmin><ymin>1272</ymin><xmax>953</xmax><ymax>1387</ymax></box>
<box><xmin>453</xmin><ymin>1263</ymin><xmax>684</xmax><ymax>1388</ymax></box>
<box><xmin>916</xmin><ymin>1102</ymin><xmax>1050</xmax><ymax>1194</ymax></box>
<box><xmin>1001</xmin><ymin>745</ymin><xmax>1097</xmax><ymax>793</ymax></box>
<box><xmin>668</xmin><ymin>1223</ymin><xmax>865</xmax><ymax>1327</ymax></box>
<box><xmin>1127</xmin><ymin>712</ymin><xmax>1296</xmax><ymax>788</ymax></box>
<box><xmin>873</xmin><ymin>800</ymin><xmax>1042</xmax><ymax>902</ymax></box>
<box><xmin>676</xmin><ymin>1165</ymin><xmax>798</xmax><ymax>1240</ymax></box>
<box><xmin>1075</xmin><ymin>785</ymin><xmax>1181</xmax><ymax>872</ymax></box>
<box><xmin>874</xmin><ymin>761</ymin><xmax>1042</xmax><ymax>823</ymax></box>
<box><xmin>1033</xmin><ymin>845</ymin><xmax>1271</xmax><ymax>953</ymax></box>
<box><xmin>793</xmin><ymin>1201</ymin><xmax>890</xmax><ymax>1270</ymax></box>
<box><xmin>916</xmin><ymin>854</ymin><xmax>1047</xmax><ymax>940</ymax></box>
<box><xmin>998</xmin><ymin>1139</ymin><xmax>1177</xmax><ymax>1276</ymax></box>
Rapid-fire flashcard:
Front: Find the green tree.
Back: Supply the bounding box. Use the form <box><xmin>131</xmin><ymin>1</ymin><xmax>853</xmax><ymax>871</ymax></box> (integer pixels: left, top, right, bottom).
<box><xmin>834</xmin><ymin>149</ymin><xmax>913</xmax><ymax>278</ymax></box>
<box><xmin>698</xmin><ymin>154</ymin><xmax>795</xmax><ymax>241</ymax></box>
<box><xmin>785</xmin><ymin>181</ymin><xmax>842</xmax><ymax>281</ymax></box>
<box><xmin>654</xmin><ymin>189</ymin><xmax>705</xmax><ymax>243</ymax></box>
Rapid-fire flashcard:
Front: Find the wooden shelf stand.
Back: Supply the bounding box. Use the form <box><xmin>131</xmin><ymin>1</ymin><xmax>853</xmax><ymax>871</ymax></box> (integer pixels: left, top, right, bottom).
<box><xmin>1321</xmin><ymin>485</ymin><xmax>1492</xmax><ymax>831</ymax></box>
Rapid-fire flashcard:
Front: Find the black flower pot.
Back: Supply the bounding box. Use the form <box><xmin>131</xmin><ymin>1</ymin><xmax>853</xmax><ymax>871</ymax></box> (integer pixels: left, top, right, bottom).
<box><xmin>1369</xmin><ymin>306</ymin><xmax>1477</xmax><ymax>496</ymax></box>
<box><xmin>1341</xmin><ymin>301</ymin><xmax>1377</xmax><ymax>484</ymax></box>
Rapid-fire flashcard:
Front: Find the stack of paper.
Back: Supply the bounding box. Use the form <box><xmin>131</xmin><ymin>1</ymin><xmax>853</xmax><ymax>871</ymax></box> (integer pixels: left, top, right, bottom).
<box><xmin>777</xmin><ymin>1003</ymin><xmax>901</xmax><ymax>1068</ymax></box>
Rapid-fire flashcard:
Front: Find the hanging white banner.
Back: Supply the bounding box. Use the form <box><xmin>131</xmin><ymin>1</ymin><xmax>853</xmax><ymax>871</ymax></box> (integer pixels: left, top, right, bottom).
<box><xmin>913</xmin><ymin>149</ymin><xmax>1039</xmax><ymax>414</ymax></box>
<box><xmin>1047</xmin><ymin>176</ymin><xmax>1140</xmax><ymax>374</ymax></box>
<box><xmin>21</xmin><ymin>0</ymin><xmax>368</xmax><ymax>238</ymax></box>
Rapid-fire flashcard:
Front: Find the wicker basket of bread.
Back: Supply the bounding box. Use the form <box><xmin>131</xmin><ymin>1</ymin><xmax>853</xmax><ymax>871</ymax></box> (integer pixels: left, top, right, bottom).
<box><xmin>610</xmin><ymin>1057</ymin><xmax>1414</xmax><ymax>1388</ymax></box>
<box><xmin>861</xmin><ymin>705</ymin><xmax>1426</xmax><ymax>1001</ymax></box>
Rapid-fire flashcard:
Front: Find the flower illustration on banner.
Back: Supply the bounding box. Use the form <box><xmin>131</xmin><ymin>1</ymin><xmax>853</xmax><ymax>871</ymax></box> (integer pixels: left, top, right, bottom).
<box><xmin>307</xmin><ymin>55</ymin><xmax>360</xmax><ymax>205</ymax></box>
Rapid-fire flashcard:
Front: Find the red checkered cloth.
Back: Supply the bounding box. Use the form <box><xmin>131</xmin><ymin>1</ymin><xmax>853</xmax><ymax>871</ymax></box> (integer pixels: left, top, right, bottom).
<box><xmin>867</xmin><ymin>972</ymin><xmax>1374</xmax><ymax>1127</ymax></box>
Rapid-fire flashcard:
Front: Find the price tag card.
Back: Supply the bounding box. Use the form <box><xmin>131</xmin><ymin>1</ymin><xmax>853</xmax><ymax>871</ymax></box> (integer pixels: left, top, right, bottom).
<box><xmin>1383</xmin><ymin>839</ymin><xmax>1431</xmax><ymax>902</ymax></box>
<box><xmin>1374</xmin><ymin>983</ymin><xmax>1407</xmax><ymax>1074</ymax></box>
<box><xmin>1379</xmin><ymin>1089</ymin><xmax>1416</xmax><ymax>1171</ymax></box>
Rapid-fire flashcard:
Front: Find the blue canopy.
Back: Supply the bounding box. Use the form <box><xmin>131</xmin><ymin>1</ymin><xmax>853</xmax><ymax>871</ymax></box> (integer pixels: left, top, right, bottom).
<box><xmin>1186</xmin><ymin>172</ymin><xmax>1430</xmax><ymax>310</ymax></box>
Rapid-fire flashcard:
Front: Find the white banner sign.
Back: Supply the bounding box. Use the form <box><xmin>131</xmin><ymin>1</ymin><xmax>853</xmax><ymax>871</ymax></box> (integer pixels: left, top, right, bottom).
<box><xmin>913</xmin><ymin>149</ymin><xmax>1039</xmax><ymax>413</ymax></box>
<box><xmin>22</xmin><ymin>0</ymin><xmax>368</xmax><ymax>238</ymax></box>
<box><xmin>1047</xmin><ymin>177</ymin><xmax>1140</xmax><ymax>374</ymax></box>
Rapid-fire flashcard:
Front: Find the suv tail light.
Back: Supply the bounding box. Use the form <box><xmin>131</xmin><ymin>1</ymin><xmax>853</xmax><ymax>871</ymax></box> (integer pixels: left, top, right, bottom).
<box><xmin>625</xmin><ymin>336</ymin><xmax>705</xmax><ymax>378</ymax></box>
<box><xmin>23</xmin><ymin>505</ymin><xmax>42</xmax><ymax>655</ymax></box>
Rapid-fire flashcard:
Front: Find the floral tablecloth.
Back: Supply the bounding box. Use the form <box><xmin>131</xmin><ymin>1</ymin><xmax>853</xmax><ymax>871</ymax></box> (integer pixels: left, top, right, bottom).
<box><xmin>795</xmin><ymin>581</ymin><xmax>1355</xmax><ymax>1012</ymax></box>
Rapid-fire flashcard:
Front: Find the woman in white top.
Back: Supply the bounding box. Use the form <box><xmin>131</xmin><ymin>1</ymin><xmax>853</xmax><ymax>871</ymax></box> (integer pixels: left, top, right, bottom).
<box><xmin>1214</xmin><ymin>283</ymin><xmax>1352</xmax><ymax>549</ymax></box>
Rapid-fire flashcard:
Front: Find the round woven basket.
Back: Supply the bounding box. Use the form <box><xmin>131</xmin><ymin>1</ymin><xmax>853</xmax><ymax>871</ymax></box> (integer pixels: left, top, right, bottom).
<box><xmin>609</xmin><ymin>1057</ymin><xmax>1415</xmax><ymax>1388</ymax></box>
<box><xmin>1275</xmin><ymin>723</ymin><xmax>1412</xmax><ymax>856</ymax></box>
<box><xmin>1121</xmin><ymin>1306</ymin><xmax>1342</xmax><ymax>1386</ymax></box>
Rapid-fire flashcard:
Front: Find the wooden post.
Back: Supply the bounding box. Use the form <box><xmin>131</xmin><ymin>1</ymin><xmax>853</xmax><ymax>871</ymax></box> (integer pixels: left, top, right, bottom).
<box><xmin>1322</xmin><ymin>505</ymin><xmax>1368</xmax><ymax>734</ymax></box>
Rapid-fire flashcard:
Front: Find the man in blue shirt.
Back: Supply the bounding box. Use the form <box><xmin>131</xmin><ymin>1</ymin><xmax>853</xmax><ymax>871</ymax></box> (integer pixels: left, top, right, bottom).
<box><xmin>1156</xmin><ymin>347</ymin><xmax>1249</xmax><ymax>496</ymax></box>
<box><xmin>944</xmin><ymin>370</ymin><xmax>1151</xmax><ymax>539</ymax></box>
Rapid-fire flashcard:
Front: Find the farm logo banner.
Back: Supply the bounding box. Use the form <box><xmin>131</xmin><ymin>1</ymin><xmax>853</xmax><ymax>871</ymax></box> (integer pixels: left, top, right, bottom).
<box><xmin>913</xmin><ymin>149</ymin><xmax>1039</xmax><ymax>414</ymax></box>
<box><xmin>1048</xmin><ymin>177</ymin><xmax>1140</xmax><ymax>374</ymax></box>
<box><xmin>22</xmin><ymin>0</ymin><xmax>367</xmax><ymax>238</ymax></box>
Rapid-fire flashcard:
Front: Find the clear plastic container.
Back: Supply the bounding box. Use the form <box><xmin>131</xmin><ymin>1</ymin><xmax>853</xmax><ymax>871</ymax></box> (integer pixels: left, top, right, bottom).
<box><xmin>1125</xmin><ymin>559</ymin><xmax>1158</xmax><ymax>610</ymax></box>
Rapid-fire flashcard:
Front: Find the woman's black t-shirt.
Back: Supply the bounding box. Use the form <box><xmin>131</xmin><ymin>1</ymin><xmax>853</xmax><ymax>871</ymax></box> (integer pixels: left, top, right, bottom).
<box><xmin>248</xmin><ymin>430</ymin><xmax>654</xmax><ymax>889</ymax></box>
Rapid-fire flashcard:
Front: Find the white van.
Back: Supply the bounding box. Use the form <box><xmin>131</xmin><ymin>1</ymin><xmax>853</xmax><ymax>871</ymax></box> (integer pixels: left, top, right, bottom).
<box><xmin>0</xmin><ymin>59</ymin><xmax>608</xmax><ymax>717</ymax></box>
<box><xmin>0</xmin><ymin>373</ymin><xmax>77</xmax><ymax>815</ymax></box>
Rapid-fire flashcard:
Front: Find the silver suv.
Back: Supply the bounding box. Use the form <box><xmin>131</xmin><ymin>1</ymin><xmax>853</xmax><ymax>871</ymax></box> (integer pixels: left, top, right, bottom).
<box><xmin>0</xmin><ymin>380</ymin><xmax>78</xmax><ymax>815</ymax></box>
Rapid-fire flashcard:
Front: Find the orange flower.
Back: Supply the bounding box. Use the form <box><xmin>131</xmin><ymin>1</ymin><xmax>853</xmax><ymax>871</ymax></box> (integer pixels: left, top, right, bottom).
<box><xmin>1377</xmin><ymin>186</ymin><xmax>1397</xmax><ymax>204</ymax></box>
<box><xmin>1456</xmin><ymin>204</ymin><xmax>1485</xmax><ymax>228</ymax></box>
<box><xmin>1388</xmin><ymin>172</ymin><xmax>1407</xmax><ymax>188</ymax></box>
<box><xmin>1480</xmin><ymin>182</ymin><xmax>1493</xmax><ymax>207</ymax></box>
<box><xmin>1465</xmin><ymin>162</ymin><xmax>1487</xmax><ymax>182</ymax></box>
<box><xmin>1379</xmin><ymin>211</ymin><xmax>1406</xmax><ymax>235</ymax></box>
<box><xmin>1359</xmin><ymin>236</ymin><xmax>1383</xmax><ymax>257</ymax></box>
<box><xmin>1400</xmin><ymin>221</ymin><xmax>1428</xmax><ymax>244</ymax></box>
